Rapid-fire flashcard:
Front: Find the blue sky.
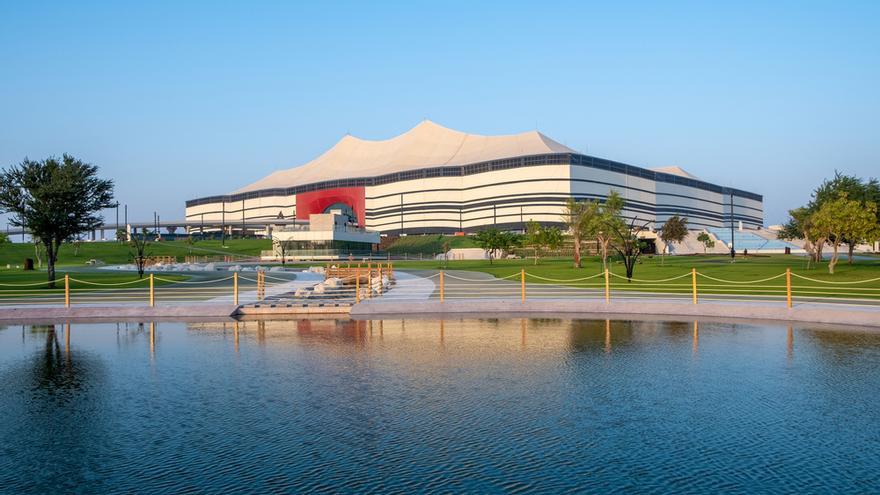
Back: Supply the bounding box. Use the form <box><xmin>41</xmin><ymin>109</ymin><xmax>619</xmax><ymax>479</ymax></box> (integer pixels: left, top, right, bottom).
<box><xmin>1</xmin><ymin>0</ymin><xmax>878</xmax><ymax>227</ymax></box>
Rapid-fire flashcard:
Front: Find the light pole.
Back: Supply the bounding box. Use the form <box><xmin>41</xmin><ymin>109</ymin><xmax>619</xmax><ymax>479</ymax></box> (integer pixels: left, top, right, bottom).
<box><xmin>220</xmin><ymin>199</ymin><xmax>226</xmax><ymax>246</ymax></box>
<box><xmin>729</xmin><ymin>191</ymin><xmax>735</xmax><ymax>259</ymax></box>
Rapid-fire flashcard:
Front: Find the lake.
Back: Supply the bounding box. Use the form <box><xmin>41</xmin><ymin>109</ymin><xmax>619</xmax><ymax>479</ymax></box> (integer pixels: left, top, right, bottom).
<box><xmin>1</xmin><ymin>317</ymin><xmax>878</xmax><ymax>493</ymax></box>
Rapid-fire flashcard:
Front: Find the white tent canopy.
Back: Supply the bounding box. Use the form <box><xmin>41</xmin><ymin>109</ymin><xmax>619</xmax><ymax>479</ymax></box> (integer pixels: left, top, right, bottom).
<box><xmin>235</xmin><ymin>120</ymin><xmax>576</xmax><ymax>193</ymax></box>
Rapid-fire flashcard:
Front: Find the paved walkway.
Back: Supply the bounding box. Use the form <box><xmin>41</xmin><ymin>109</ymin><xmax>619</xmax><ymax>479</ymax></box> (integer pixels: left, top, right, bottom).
<box><xmin>351</xmin><ymin>298</ymin><xmax>880</xmax><ymax>328</ymax></box>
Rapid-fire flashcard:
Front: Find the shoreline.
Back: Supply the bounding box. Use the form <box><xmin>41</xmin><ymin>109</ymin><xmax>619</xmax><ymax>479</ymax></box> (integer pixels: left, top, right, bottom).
<box><xmin>1</xmin><ymin>298</ymin><xmax>878</xmax><ymax>328</ymax></box>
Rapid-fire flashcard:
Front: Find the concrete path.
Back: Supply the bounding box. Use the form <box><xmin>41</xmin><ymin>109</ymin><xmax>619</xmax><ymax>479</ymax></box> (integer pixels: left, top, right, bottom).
<box><xmin>351</xmin><ymin>298</ymin><xmax>880</xmax><ymax>328</ymax></box>
<box><xmin>0</xmin><ymin>304</ymin><xmax>239</xmax><ymax>321</ymax></box>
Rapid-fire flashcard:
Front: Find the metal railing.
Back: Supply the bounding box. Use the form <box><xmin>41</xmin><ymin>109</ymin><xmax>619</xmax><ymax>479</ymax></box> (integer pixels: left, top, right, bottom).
<box><xmin>1</xmin><ymin>266</ymin><xmax>879</xmax><ymax>309</ymax></box>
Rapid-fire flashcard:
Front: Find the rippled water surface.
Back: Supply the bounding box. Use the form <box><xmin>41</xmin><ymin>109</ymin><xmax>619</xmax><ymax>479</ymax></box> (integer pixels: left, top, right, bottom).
<box><xmin>1</xmin><ymin>317</ymin><xmax>879</xmax><ymax>493</ymax></box>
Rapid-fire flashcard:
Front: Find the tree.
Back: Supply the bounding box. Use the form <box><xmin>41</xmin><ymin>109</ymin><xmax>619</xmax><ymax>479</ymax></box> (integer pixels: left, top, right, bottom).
<box><xmin>473</xmin><ymin>228</ymin><xmax>520</xmax><ymax>264</ymax></box>
<box><xmin>0</xmin><ymin>155</ymin><xmax>114</xmax><ymax>287</ymax></box>
<box><xmin>543</xmin><ymin>226</ymin><xmax>563</xmax><ymax>259</ymax></box>
<box><xmin>276</xmin><ymin>240</ymin><xmax>290</xmax><ymax>265</ymax></box>
<box><xmin>33</xmin><ymin>235</ymin><xmax>45</xmax><ymax>269</ymax></box>
<box><xmin>778</xmin><ymin>206</ymin><xmax>825</xmax><ymax>265</ymax></box>
<box><xmin>130</xmin><ymin>228</ymin><xmax>154</xmax><ymax>278</ymax></box>
<box><xmin>498</xmin><ymin>231</ymin><xmax>521</xmax><ymax>258</ymax></box>
<box><xmin>0</xmin><ymin>232</ymin><xmax>8</xmax><ymax>249</ymax></box>
<box><xmin>595</xmin><ymin>191</ymin><xmax>625</xmax><ymax>273</ymax></box>
<box><xmin>525</xmin><ymin>221</ymin><xmax>562</xmax><ymax>265</ymax></box>
<box><xmin>608</xmin><ymin>216</ymin><xmax>651</xmax><ymax>281</ymax></box>
<box><xmin>563</xmin><ymin>198</ymin><xmax>599</xmax><ymax>268</ymax></box>
<box><xmin>788</xmin><ymin>171</ymin><xmax>880</xmax><ymax>265</ymax></box>
<box><xmin>72</xmin><ymin>238</ymin><xmax>82</xmax><ymax>257</ymax></box>
<box><xmin>811</xmin><ymin>194</ymin><xmax>877</xmax><ymax>274</ymax></box>
<box><xmin>696</xmin><ymin>231</ymin><xmax>715</xmax><ymax>254</ymax></box>
<box><xmin>115</xmin><ymin>228</ymin><xmax>128</xmax><ymax>244</ymax></box>
<box><xmin>844</xmin><ymin>201</ymin><xmax>880</xmax><ymax>263</ymax></box>
<box><xmin>525</xmin><ymin>221</ymin><xmax>545</xmax><ymax>265</ymax></box>
<box><xmin>473</xmin><ymin>229</ymin><xmax>498</xmax><ymax>263</ymax></box>
<box><xmin>658</xmin><ymin>215</ymin><xmax>689</xmax><ymax>265</ymax></box>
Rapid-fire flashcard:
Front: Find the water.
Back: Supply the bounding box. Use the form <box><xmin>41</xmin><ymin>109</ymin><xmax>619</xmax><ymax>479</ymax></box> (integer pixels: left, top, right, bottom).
<box><xmin>1</xmin><ymin>317</ymin><xmax>879</xmax><ymax>493</ymax></box>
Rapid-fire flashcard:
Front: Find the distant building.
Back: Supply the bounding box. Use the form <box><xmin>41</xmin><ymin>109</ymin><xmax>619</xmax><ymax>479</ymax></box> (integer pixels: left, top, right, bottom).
<box><xmin>269</xmin><ymin>210</ymin><xmax>379</xmax><ymax>260</ymax></box>
<box><xmin>186</xmin><ymin>121</ymin><xmax>763</xmax><ymax>234</ymax></box>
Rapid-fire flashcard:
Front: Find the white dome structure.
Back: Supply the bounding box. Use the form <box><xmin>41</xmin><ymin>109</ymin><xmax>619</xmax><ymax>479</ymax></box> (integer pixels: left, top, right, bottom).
<box><xmin>236</xmin><ymin>120</ymin><xmax>575</xmax><ymax>193</ymax></box>
<box><xmin>186</xmin><ymin>121</ymin><xmax>763</xmax><ymax>238</ymax></box>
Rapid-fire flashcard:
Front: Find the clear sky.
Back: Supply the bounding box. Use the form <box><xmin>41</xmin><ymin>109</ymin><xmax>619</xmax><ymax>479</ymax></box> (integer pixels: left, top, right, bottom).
<box><xmin>1</xmin><ymin>0</ymin><xmax>878</xmax><ymax>228</ymax></box>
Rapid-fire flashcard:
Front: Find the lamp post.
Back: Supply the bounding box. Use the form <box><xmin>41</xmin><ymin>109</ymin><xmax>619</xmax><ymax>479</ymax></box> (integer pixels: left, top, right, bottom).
<box><xmin>729</xmin><ymin>191</ymin><xmax>735</xmax><ymax>259</ymax></box>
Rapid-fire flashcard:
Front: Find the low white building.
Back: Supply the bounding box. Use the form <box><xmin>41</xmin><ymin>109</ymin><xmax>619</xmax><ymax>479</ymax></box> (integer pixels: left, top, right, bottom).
<box><xmin>267</xmin><ymin>211</ymin><xmax>380</xmax><ymax>261</ymax></box>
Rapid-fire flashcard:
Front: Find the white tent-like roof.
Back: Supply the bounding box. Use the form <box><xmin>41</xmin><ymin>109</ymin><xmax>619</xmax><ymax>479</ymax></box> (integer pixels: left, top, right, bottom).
<box><xmin>651</xmin><ymin>166</ymin><xmax>699</xmax><ymax>180</ymax></box>
<box><xmin>235</xmin><ymin>120</ymin><xmax>576</xmax><ymax>193</ymax></box>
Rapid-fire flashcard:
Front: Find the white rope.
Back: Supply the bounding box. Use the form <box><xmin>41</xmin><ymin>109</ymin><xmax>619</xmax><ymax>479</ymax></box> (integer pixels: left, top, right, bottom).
<box><xmin>525</xmin><ymin>272</ymin><xmax>605</xmax><ymax>282</ymax></box>
<box><xmin>790</xmin><ymin>273</ymin><xmax>880</xmax><ymax>285</ymax></box>
<box><xmin>70</xmin><ymin>277</ymin><xmax>149</xmax><ymax>286</ymax></box>
<box><xmin>609</xmin><ymin>272</ymin><xmax>692</xmax><ymax>283</ymax></box>
<box><xmin>696</xmin><ymin>272</ymin><xmax>786</xmax><ymax>284</ymax></box>
<box><xmin>0</xmin><ymin>278</ymin><xmax>65</xmax><ymax>287</ymax></box>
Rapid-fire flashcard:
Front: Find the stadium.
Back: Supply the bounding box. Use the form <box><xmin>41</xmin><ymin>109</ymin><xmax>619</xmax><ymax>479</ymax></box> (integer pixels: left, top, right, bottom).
<box><xmin>185</xmin><ymin>121</ymin><xmax>766</xmax><ymax>250</ymax></box>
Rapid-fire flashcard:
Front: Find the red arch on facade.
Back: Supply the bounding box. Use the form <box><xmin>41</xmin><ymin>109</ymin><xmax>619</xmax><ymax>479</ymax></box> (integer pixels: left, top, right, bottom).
<box><xmin>295</xmin><ymin>186</ymin><xmax>366</xmax><ymax>226</ymax></box>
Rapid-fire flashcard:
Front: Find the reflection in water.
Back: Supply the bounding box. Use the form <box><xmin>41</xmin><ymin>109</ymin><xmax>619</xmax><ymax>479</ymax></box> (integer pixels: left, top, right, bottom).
<box><xmin>0</xmin><ymin>323</ymin><xmax>107</xmax><ymax>492</ymax></box>
<box><xmin>1</xmin><ymin>318</ymin><xmax>880</xmax><ymax>493</ymax></box>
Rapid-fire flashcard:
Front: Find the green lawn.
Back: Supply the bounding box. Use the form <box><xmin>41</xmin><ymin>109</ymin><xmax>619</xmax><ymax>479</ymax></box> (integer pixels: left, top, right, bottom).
<box><xmin>375</xmin><ymin>253</ymin><xmax>880</xmax><ymax>299</ymax></box>
<box><xmin>0</xmin><ymin>238</ymin><xmax>271</xmax><ymax>268</ymax></box>
<box><xmin>385</xmin><ymin>235</ymin><xmax>477</xmax><ymax>255</ymax></box>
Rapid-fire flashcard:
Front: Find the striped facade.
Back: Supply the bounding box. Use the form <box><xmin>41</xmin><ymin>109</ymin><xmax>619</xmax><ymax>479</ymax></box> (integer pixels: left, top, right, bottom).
<box><xmin>185</xmin><ymin>152</ymin><xmax>763</xmax><ymax>234</ymax></box>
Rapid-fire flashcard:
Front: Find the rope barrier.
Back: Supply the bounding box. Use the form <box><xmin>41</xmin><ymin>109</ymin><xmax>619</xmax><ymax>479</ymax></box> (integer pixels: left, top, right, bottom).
<box><xmin>525</xmin><ymin>272</ymin><xmax>605</xmax><ymax>282</ymax></box>
<box><xmin>2</xmin><ymin>266</ymin><xmax>879</xmax><ymax>308</ymax></box>
<box><xmin>153</xmin><ymin>275</ymin><xmax>236</xmax><ymax>284</ymax></box>
<box><xmin>696</xmin><ymin>272</ymin><xmax>787</xmax><ymax>284</ymax></box>
<box><xmin>0</xmin><ymin>278</ymin><xmax>65</xmax><ymax>287</ymax></box>
<box><xmin>608</xmin><ymin>272</ymin><xmax>693</xmax><ymax>283</ymax></box>
<box><xmin>790</xmin><ymin>273</ymin><xmax>880</xmax><ymax>285</ymax></box>
<box><xmin>69</xmin><ymin>277</ymin><xmax>149</xmax><ymax>286</ymax></box>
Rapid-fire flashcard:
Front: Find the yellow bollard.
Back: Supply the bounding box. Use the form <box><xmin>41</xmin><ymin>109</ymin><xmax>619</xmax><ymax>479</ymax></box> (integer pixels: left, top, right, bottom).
<box><xmin>440</xmin><ymin>270</ymin><xmax>444</xmax><ymax>303</ymax></box>
<box><xmin>786</xmin><ymin>268</ymin><xmax>792</xmax><ymax>308</ymax></box>
<box><xmin>64</xmin><ymin>274</ymin><xmax>70</xmax><ymax>308</ymax></box>
<box><xmin>521</xmin><ymin>268</ymin><xmax>526</xmax><ymax>303</ymax></box>
<box><xmin>149</xmin><ymin>273</ymin><xmax>155</xmax><ymax>307</ymax></box>
<box><xmin>692</xmin><ymin>268</ymin><xmax>697</xmax><ymax>305</ymax></box>
<box><xmin>355</xmin><ymin>267</ymin><xmax>361</xmax><ymax>304</ymax></box>
<box><xmin>604</xmin><ymin>268</ymin><xmax>610</xmax><ymax>303</ymax></box>
<box><xmin>233</xmin><ymin>272</ymin><xmax>239</xmax><ymax>306</ymax></box>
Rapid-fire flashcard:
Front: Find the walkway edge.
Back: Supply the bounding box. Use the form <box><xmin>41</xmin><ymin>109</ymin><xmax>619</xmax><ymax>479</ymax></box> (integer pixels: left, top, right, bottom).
<box><xmin>0</xmin><ymin>305</ymin><xmax>239</xmax><ymax>321</ymax></box>
<box><xmin>351</xmin><ymin>300</ymin><xmax>880</xmax><ymax>328</ymax></box>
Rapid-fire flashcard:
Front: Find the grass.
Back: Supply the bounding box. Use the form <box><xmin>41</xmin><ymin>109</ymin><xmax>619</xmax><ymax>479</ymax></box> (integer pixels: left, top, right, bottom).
<box><xmin>0</xmin><ymin>271</ymin><xmax>188</xmax><ymax>304</ymax></box>
<box><xmin>0</xmin><ymin>238</ymin><xmax>271</xmax><ymax>269</ymax></box>
<box><xmin>385</xmin><ymin>235</ymin><xmax>477</xmax><ymax>255</ymax></box>
<box><xmin>341</xmin><ymin>253</ymin><xmax>880</xmax><ymax>300</ymax></box>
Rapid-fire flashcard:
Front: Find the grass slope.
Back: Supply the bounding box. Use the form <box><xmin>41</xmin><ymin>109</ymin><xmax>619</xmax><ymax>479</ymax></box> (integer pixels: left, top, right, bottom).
<box><xmin>0</xmin><ymin>238</ymin><xmax>271</xmax><ymax>269</ymax></box>
<box><xmin>385</xmin><ymin>235</ymin><xmax>477</xmax><ymax>255</ymax></box>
